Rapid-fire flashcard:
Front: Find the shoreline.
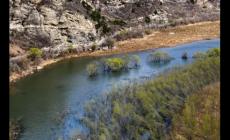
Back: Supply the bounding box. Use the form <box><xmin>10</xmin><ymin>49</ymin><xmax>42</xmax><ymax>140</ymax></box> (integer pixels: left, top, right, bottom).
<box><xmin>10</xmin><ymin>20</ymin><xmax>220</xmax><ymax>84</ymax></box>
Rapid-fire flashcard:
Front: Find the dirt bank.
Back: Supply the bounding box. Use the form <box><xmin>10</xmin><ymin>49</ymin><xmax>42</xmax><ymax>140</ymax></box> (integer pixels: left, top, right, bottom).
<box><xmin>10</xmin><ymin>21</ymin><xmax>220</xmax><ymax>84</ymax></box>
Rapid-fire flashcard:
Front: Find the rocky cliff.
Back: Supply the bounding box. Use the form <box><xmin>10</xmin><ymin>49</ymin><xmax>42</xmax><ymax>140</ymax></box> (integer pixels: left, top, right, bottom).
<box><xmin>10</xmin><ymin>0</ymin><xmax>220</xmax><ymax>60</ymax></box>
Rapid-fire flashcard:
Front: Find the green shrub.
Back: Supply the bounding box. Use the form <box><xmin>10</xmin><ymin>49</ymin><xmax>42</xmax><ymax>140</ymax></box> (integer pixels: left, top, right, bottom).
<box><xmin>149</xmin><ymin>51</ymin><xmax>173</xmax><ymax>63</ymax></box>
<box><xmin>86</xmin><ymin>63</ymin><xmax>98</xmax><ymax>77</ymax></box>
<box><xmin>206</xmin><ymin>48</ymin><xmax>220</xmax><ymax>57</ymax></box>
<box><xmin>29</xmin><ymin>48</ymin><xmax>42</xmax><ymax>60</ymax></box>
<box><xmin>105</xmin><ymin>58</ymin><xmax>125</xmax><ymax>72</ymax></box>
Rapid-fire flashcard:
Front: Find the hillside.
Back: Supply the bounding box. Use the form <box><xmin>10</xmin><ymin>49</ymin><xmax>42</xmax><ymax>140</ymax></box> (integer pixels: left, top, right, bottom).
<box><xmin>10</xmin><ymin>0</ymin><xmax>219</xmax><ymax>55</ymax></box>
<box><xmin>9</xmin><ymin>0</ymin><xmax>220</xmax><ymax>82</ymax></box>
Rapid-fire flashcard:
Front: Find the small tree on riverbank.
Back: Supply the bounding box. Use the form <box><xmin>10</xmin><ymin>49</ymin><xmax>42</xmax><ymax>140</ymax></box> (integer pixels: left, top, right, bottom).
<box><xmin>29</xmin><ymin>48</ymin><xmax>43</xmax><ymax>66</ymax></box>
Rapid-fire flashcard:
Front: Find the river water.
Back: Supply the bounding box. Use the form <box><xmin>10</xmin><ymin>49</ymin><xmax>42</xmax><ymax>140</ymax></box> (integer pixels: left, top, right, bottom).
<box><xmin>10</xmin><ymin>39</ymin><xmax>220</xmax><ymax>140</ymax></box>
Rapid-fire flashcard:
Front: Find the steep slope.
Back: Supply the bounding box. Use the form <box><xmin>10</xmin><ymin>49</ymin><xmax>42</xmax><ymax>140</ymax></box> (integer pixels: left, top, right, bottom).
<box><xmin>10</xmin><ymin>0</ymin><xmax>219</xmax><ymax>52</ymax></box>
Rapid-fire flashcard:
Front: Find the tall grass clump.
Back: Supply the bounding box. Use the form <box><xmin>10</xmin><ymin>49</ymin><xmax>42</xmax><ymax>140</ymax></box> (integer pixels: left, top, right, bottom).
<box><xmin>82</xmin><ymin>55</ymin><xmax>220</xmax><ymax>140</ymax></box>
<box><xmin>148</xmin><ymin>51</ymin><xmax>173</xmax><ymax>63</ymax></box>
<box><xmin>86</xmin><ymin>62</ymin><xmax>98</xmax><ymax>77</ymax></box>
<box><xmin>169</xmin><ymin>82</ymin><xmax>220</xmax><ymax>140</ymax></box>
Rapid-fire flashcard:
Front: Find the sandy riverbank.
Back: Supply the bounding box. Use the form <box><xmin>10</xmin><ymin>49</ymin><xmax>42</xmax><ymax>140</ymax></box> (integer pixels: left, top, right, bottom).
<box><xmin>10</xmin><ymin>20</ymin><xmax>220</xmax><ymax>84</ymax></box>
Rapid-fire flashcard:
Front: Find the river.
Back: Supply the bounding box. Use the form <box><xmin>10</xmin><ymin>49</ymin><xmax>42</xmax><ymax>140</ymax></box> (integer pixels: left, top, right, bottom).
<box><xmin>10</xmin><ymin>39</ymin><xmax>220</xmax><ymax>140</ymax></box>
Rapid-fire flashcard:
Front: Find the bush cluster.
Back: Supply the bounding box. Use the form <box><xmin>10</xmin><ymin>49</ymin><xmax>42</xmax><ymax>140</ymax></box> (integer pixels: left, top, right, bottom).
<box><xmin>86</xmin><ymin>55</ymin><xmax>141</xmax><ymax>76</ymax></box>
<box><xmin>82</xmin><ymin>52</ymin><xmax>220</xmax><ymax>139</ymax></box>
<box><xmin>148</xmin><ymin>51</ymin><xmax>173</xmax><ymax>63</ymax></box>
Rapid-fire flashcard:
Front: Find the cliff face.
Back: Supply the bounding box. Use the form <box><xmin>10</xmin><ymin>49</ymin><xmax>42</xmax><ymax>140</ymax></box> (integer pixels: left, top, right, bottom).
<box><xmin>10</xmin><ymin>0</ymin><xmax>220</xmax><ymax>57</ymax></box>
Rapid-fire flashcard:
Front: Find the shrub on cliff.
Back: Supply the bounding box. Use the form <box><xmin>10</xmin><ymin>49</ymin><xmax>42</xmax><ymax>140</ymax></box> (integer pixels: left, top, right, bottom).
<box><xmin>29</xmin><ymin>48</ymin><xmax>43</xmax><ymax>60</ymax></box>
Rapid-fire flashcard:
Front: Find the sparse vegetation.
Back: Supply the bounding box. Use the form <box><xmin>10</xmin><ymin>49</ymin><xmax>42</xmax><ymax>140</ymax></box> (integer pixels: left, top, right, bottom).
<box><xmin>82</xmin><ymin>51</ymin><xmax>220</xmax><ymax>139</ymax></box>
<box><xmin>10</xmin><ymin>57</ymin><xmax>30</xmax><ymax>74</ymax></box>
<box><xmin>114</xmin><ymin>30</ymin><xmax>144</xmax><ymax>41</ymax></box>
<box><xmin>148</xmin><ymin>51</ymin><xmax>173</xmax><ymax>63</ymax></box>
<box><xmin>86</xmin><ymin>62</ymin><xmax>98</xmax><ymax>77</ymax></box>
<box><xmin>102</xmin><ymin>38</ymin><xmax>114</xmax><ymax>49</ymax></box>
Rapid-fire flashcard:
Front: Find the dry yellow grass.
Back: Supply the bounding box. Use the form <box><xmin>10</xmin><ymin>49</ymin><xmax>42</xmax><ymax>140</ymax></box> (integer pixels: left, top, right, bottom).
<box><xmin>91</xmin><ymin>21</ymin><xmax>219</xmax><ymax>56</ymax></box>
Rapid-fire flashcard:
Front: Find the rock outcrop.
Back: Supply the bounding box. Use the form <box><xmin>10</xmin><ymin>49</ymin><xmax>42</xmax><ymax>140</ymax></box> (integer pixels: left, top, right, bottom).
<box><xmin>10</xmin><ymin>0</ymin><xmax>220</xmax><ymax>57</ymax></box>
